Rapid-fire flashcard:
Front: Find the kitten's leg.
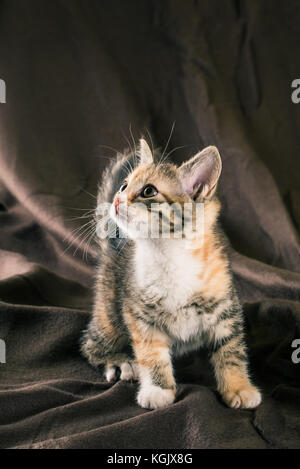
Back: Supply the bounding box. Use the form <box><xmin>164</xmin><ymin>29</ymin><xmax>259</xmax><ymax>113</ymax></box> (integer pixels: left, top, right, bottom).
<box><xmin>80</xmin><ymin>316</ymin><xmax>138</xmax><ymax>382</ymax></box>
<box><xmin>209</xmin><ymin>301</ymin><xmax>262</xmax><ymax>409</ymax></box>
<box><xmin>126</xmin><ymin>316</ymin><xmax>176</xmax><ymax>410</ymax></box>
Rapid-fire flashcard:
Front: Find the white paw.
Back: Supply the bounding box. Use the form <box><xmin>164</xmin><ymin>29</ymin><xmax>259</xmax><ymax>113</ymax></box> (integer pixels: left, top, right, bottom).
<box><xmin>120</xmin><ymin>361</ymin><xmax>139</xmax><ymax>381</ymax></box>
<box><xmin>105</xmin><ymin>361</ymin><xmax>139</xmax><ymax>382</ymax></box>
<box><xmin>137</xmin><ymin>384</ymin><xmax>175</xmax><ymax>410</ymax></box>
<box><xmin>224</xmin><ymin>386</ymin><xmax>262</xmax><ymax>409</ymax></box>
<box><xmin>105</xmin><ymin>365</ymin><xmax>117</xmax><ymax>382</ymax></box>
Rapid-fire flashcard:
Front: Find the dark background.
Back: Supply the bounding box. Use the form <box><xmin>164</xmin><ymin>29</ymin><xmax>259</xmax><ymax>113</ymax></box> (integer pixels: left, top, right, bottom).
<box><xmin>0</xmin><ymin>0</ymin><xmax>299</xmax><ymax>449</ymax></box>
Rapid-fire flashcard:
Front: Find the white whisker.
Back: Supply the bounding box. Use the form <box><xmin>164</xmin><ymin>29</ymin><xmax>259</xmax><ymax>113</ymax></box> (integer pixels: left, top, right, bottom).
<box><xmin>159</xmin><ymin>121</ymin><xmax>175</xmax><ymax>166</ymax></box>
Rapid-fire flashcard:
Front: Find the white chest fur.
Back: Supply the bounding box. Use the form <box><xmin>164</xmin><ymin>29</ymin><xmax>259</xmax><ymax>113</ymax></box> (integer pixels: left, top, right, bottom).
<box><xmin>134</xmin><ymin>240</ymin><xmax>221</xmax><ymax>348</ymax></box>
<box><xmin>134</xmin><ymin>239</ymin><xmax>203</xmax><ymax>315</ymax></box>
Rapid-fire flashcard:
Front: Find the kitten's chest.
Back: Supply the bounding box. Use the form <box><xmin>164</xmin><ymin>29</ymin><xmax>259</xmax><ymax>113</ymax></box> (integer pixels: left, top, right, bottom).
<box><xmin>135</xmin><ymin>241</ymin><xmax>203</xmax><ymax>312</ymax></box>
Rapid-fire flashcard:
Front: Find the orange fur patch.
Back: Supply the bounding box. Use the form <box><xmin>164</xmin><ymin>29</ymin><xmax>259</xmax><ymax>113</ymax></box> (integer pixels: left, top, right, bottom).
<box><xmin>192</xmin><ymin>232</ymin><xmax>230</xmax><ymax>301</ymax></box>
<box><xmin>95</xmin><ymin>305</ymin><xmax>118</xmax><ymax>339</ymax></box>
<box><xmin>222</xmin><ymin>369</ymin><xmax>252</xmax><ymax>393</ymax></box>
<box><xmin>125</xmin><ymin>311</ymin><xmax>170</xmax><ymax>369</ymax></box>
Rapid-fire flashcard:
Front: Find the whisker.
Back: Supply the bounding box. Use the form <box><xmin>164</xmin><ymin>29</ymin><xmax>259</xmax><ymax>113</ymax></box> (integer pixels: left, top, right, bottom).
<box><xmin>122</xmin><ymin>129</ymin><xmax>134</xmax><ymax>157</ymax></box>
<box><xmin>68</xmin><ymin>219</ymin><xmax>96</xmax><ymax>236</ymax></box>
<box><xmin>72</xmin><ymin>224</ymin><xmax>97</xmax><ymax>257</ymax></box>
<box><xmin>123</xmin><ymin>155</ymin><xmax>134</xmax><ymax>174</ymax></box>
<box><xmin>80</xmin><ymin>188</ymin><xmax>97</xmax><ymax>200</ymax></box>
<box><xmin>129</xmin><ymin>124</ymin><xmax>137</xmax><ymax>154</ymax></box>
<box><xmin>160</xmin><ymin>121</ymin><xmax>176</xmax><ymax>164</ymax></box>
<box><xmin>84</xmin><ymin>230</ymin><xmax>97</xmax><ymax>261</ymax></box>
<box><xmin>164</xmin><ymin>145</ymin><xmax>187</xmax><ymax>161</ymax></box>
<box><xmin>145</xmin><ymin>128</ymin><xmax>155</xmax><ymax>159</ymax></box>
<box><xmin>129</xmin><ymin>124</ymin><xmax>138</xmax><ymax>166</ymax></box>
<box><xmin>82</xmin><ymin>224</ymin><xmax>99</xmax><ymax>261</ymax></box>
<box><xmin>65</xmin><ymin>211</ymin><xmax>95</xmax><ymax>222</ymax></box>
<box><xmin>96</xmin><ymin>144</ymin><xmax>120</xmax><ymax>154</ymax></box>
<box><xmin>120</xmin><ymin>133</ymin><xmax>135</xmax><ymax>174</ymax></box>
<box><xmin>116</xmin><ymin>236</ymin><xmax>129</xmax><ymax>256</ymax></box>
<box><xmin>63</xmin><ymin>220</ymin><xmax>96</xmax><ymax>250</ymax></box>
<box><xmin>57</xmin><ymin>205</ymin><xmax>96</xmax><ymax>212</ymax></box>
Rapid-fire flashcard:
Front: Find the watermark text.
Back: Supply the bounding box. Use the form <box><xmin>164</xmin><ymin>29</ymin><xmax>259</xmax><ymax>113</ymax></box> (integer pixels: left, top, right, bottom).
<box><xmin>0</xmin><ymin>78</ymin><xmax>6</xmax><ymax>103</ymax></box>
<box><xmin>95</xmin><ymin>201</ymin><xmax>205</xmax><ymax>249</ymax></box>
<box><xmin>291</xmin><ymin>339</ymin><xmax>300</xmax><ymax>364</ymax></box>
<box><xmin>0</xmin><ymin>339</ymin><xmax>6</xmax><ymax>364</ymax></box>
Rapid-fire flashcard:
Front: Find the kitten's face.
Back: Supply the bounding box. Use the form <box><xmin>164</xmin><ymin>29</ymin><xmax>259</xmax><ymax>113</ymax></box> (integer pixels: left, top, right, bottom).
<box><xmin>110</xmin><ymin>140</ymin><xmax>222</xmax><ymax>240</ymax></box>
<box><xmin>110</xmin><ymin>162</ymin><xmax>189</xmax><ymax>239</ymax></box>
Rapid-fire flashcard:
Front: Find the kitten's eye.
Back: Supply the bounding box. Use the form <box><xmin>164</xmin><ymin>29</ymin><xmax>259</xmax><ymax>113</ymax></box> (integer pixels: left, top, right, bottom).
<box><xmin>119</xmin><ymin>183</ymin><xmax>128</xmax><ymax>192</ymax></box>
<box><xmin>141</xmin><ymin>185</ymin><xmax>158</xmax><ymax>198</ymax></box>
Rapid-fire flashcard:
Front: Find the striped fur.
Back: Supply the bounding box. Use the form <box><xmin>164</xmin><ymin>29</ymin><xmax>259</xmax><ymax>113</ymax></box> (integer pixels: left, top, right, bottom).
<box><xmin>81</xmin><ymin>141</ymin><xmax>261</xmax><ymax>410</ymax></box>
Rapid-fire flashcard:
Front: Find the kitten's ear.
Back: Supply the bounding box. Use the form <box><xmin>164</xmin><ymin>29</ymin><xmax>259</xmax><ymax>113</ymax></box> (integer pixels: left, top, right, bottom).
<box><xmin>138</xmin><ymin>139</ymin><xmax>153</xmax><ymax>165</ymax></box>
<box><xmin>179</xmin><ymin>146</ymin><xmax>222</xmax><ymax>200</ymax></box>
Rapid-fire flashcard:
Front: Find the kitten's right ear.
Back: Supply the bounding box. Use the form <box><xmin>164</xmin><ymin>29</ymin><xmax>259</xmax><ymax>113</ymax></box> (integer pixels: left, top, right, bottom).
<box><xmin>137</xmin><ymin>139</ymin><xmax>153</xmax><ymax>165</ymax></box>
<box><xmin>179</xmin><ymin>146</ymin><xmax>222</xmax><ymax>200</ymax></box>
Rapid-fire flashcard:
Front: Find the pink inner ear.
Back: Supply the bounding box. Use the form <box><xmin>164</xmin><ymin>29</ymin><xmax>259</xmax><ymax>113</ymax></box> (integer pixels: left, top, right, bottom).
<box><xmin>182</xmin><ymin>166</ymin><xmax>209</xmax><ymax>196</ymax></box>
<box><xmin>180</xmin><ymin>149</ymin><xmax>221</xmax><ymax>199</ymax></box>
<box><xmin>181</xmin><ymin>176</ymin><xmax>200</xmax><ymax>197</ymax></box>
<box><xmin>192</xmin><ymin>170</ymin><xmax>210</xmax><ymax>195</ymax></box>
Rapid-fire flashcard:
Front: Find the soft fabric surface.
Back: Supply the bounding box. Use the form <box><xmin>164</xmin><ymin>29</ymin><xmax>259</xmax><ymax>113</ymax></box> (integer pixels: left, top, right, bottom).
<box><xmin>0</xmin><ymin>0</ymin><xmax>300</xmax><ymax>449</ymax></box>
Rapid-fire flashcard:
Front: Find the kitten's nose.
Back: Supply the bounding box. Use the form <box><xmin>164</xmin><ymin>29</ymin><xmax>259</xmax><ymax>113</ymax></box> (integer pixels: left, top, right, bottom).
<box><xmin>114</xmin><ymin>196</ymin><xmax>120</xmax><ymax>215</ymax></box>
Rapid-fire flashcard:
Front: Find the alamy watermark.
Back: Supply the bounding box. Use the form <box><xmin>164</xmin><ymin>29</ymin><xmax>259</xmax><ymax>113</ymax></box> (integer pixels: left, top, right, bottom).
<box><xmin>291</xmin><ymin>339</ymin><xmax>300</xmax><ymax>364</ymax></box>
<box><xmin>1</xmin><ymin>80</ymin><xmax>7</xmax><ymax>362</ymax></box>
<box><xmin>0</xmin><ymin>339</ymin><xmax>6</xmax><ymax>364</ymax></box>
<box><xmin>291</xmin><ymin>79</ymin><xmax>300</xmax><ymax>103</ymax></box>
<box><xmin>95</xmin><ymin>201</ymin><xmax>205</xmax><ymax>249</ymax></box>
<box><xmin>0</xmin><ymin>78</ymin><xmax>6</xmax><ymax>103</ymax></box>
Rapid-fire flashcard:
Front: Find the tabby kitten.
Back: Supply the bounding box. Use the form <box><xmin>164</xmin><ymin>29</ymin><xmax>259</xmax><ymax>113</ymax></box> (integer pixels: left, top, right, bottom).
<box><xmin>81</xmin><ymin>139</ymin><xmax>262</xmax><ymax>410</ymax></box>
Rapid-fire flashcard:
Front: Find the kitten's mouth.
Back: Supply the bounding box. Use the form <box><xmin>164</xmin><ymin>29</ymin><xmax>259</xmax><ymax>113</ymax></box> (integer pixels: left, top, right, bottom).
<box><xmin>114</xmin><ymin>196</ymin><xmax>120</xmax><ymax>216</ymax></box>
<box><xmin>115</xmin><ymin>205</ymin><xmax>128</xmax><ymax>221</ymax></box>
<box><xmin>111</xmin><ymin>200</ymin><xmax>129</xmax><ymax>223</ymax></box>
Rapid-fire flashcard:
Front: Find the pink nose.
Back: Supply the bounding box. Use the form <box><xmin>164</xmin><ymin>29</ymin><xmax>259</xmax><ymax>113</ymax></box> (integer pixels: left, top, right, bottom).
<box><xmin>114</xmin><ymin>196</ymin><xmax>120</xmax><ymax>215</ymax></box>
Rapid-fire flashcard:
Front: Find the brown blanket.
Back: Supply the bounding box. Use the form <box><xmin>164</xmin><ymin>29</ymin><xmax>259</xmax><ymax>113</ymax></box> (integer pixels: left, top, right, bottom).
<box><xmin>0</xmin><ymin>0</ymin><xmax>300</xmax><ymax>449</ymax></box>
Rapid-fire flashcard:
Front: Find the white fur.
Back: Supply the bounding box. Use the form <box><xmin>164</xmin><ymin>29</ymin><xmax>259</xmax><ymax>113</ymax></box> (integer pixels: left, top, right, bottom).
<box><xmin>138</xmin><ymin>139</ymin><xmax>153</xmax><ymax>164</ymax></box>
<box><xmin>211</xmin><ymin>318</ymin><xmax>235</xmax><ymax>342</ymax></box>
<box><xmin>120</xmin><ymin>361</ymin><xmax>139</xmax><ymax>381</ymax></box>
<box><xmin>135</xmin><ymin>239</ymin><xmax>207</xmax><ymax>344</ymax></box>
<box><xmin>135</xmin><ymin>239</ymin><xmax>203</xmax><ymax>311</ymax></box>
<box><xmin>137</xmin><ymin>366</ymin><xmax>175</xmax><ymax>409</ymax></box>
<box><xmin>225</xmin><ymin>387</ymin><xmax>262</xmax><ymax>409</ymax></box>
<box><xmin>105</xmin><ymin>365</ymin><xmax>116</xmax><ymax>382</ymax></box>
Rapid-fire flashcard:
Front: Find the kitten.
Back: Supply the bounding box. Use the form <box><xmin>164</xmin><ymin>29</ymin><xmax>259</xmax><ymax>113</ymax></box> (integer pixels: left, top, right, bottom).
<box><xmin>81</xmin><ymin>139</ymin><xmax>262</xmax><ymax>410</ymax></box>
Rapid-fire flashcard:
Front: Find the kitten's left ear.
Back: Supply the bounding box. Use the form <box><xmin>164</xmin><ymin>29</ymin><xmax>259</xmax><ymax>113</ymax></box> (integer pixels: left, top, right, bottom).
<box><xmin>179</xmin><ymin>146</ymin><xmax>222</xmax><ymax>200</ymax></box>
<box><xmin>138</xmin><ymin>139</ymin><xmax>153</xmax><ymax>165</ymax></box>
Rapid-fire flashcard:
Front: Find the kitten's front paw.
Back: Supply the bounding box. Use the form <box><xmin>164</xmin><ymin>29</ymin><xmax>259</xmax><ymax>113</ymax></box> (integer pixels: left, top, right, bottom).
<box><xmin>120</xmin><ymin>361</ymin><xmax>139</xmax><ymax>381</ymax></box>
<box><xmin>137</xmin><ymin>385</ymin><xmax>175</xmax><ymax>410</ymax></box>
<box><xmin>223</xmin><ymin>385</ymin><xmax>262</xmax><ymax>409</ymax></box>
<box><xmin>105</xmin><ymin>360</ymin><xmax>139</xmax><ymax>382</ymax></box>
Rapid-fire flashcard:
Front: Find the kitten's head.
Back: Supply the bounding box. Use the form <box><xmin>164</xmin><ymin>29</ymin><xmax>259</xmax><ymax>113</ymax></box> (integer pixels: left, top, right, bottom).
<box><xmin>110</xmin><ymin>139</ymin><xmax>222</xmax><ymax>240</ymax></box>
